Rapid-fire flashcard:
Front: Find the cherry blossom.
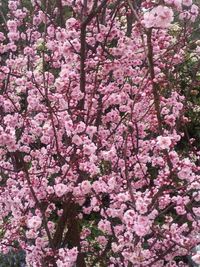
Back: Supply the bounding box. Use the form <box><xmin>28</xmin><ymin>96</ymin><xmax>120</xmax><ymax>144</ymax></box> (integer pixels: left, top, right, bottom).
<box><xmin>192</xmin><ymin>251</ymin><xmax>200</xmax><ymax>265</ymax></box>
<box><xmin>27</xmin><ymin>216</ymin><xmax>42</xmax><ymax>230</ymax></box>
<box><xmin>0</xmin><ymin>0</ymin><xmax>199</xmax><ymax>266</ymax></box>
<box><xmin>54</xmin><ymin>184</ymin><xmax>68</xmax><ymax>197</ymax></box>
<box><xmin>143</xmin><ymin>6</ymin><xmax>174</xmax><ymax>28</ymax></box>
<box><xmin>157</xmin><ymin>136</ymin><xmax>172</xmax><ymax>150</ymax></box>
<box><xmin>182</xmin><ymin>0</ymin><xmax>192</xmax><ymax>6</ymax></box>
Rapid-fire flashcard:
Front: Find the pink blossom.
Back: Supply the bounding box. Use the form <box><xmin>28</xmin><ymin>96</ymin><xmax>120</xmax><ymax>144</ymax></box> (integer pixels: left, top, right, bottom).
<box><xmin>182</xmin><ymin>0</ymin><xmax>192</xmax><ymax>6</ymax></box>
<box><xmin>134</xmin><ymin>215</ymin><xmax>151</xmax><ymax>237</ymax></box>
<box><xmin>80</xmin><ymin>181</ymin><xmax>91</xmax><ymax>194</ymax></box>
<box><xmin>173</xmin><ymin>0</ymin><xmax>182</xmax><ymax>10</ymax></box>
<box><xmin>135</xmin><ymin>197</ymin><xmax>149</xmax><ymax>214</ymax></box>
<box><xmin>7</xmin><ymin>20</ymin><xmax>18</xmax><ymax>32</ymax></box>
<box><xmin>177</xmin><ymin>167</ymin><xmax>192</xmax><ymax>180</ymax></box>
<box><xmin>175</xmin><ymin>206</ymin><xmax>186</xmax><ymax>215</ymax></box>
<box><xmin>192</xmin><ymin>252</ymin><xmax>200</xmax><ymax>265</ymax></box>
<box><xmin>157</xmin><ymin>136</ymin><xmax>172</xmax><ymax>150</ymax></box>
<box><xmin>65</xmin><ymin>18</ymin><xmax>78</xmax><ymax>29</ymax></box>
<box><xmin>27</xmin><ymin>216</ymin><xmax>42</xmax><ymax>230</ymax></box>
<box><xmin>8</xmin><ymin>1</ymin><xmax>18</xmax><ymax>10</ymax></box>
<box><xmin>0</xmin><ymin>0</ymin><xmax>199</xmax><ymax>266</ymax></box>
<box><xmin>96</xmin><ymin>236</ymin><xmax>107</xmax><ymax>247</ymax></box>
<box><xmin>98</xmin><ymin>220</ymin><xmax>112</xmax><ymax>234</ymax></box>
<box><xmin>72</xmin><ymin>134</ymin><xmax>82</xmax><ymax>146</ymax></box>
<box><xmin>192</xmin><ymin>207</ymin><xmax>200</xmax><ymax>217</ymax></box>
<box><xmin>54</xmin><ymin>183</ymin><xmax>68</xmax><ymax>197</ymax></box>
<box><xmin>143</xmin><ymin>6</ymin><xmax>174</xmax><ymax>28</ymax></box>
<box><xmin>83</xmin><ymin>143</ymin><xmax>97</xmax><ymax>156</ymax></box>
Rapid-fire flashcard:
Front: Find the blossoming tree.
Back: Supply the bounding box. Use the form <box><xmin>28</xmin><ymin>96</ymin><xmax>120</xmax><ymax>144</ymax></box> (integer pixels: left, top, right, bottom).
<box><xmin>0</xmin><ymin>0</ymin><xmax>200</xmax><ymax>266</ymax></box>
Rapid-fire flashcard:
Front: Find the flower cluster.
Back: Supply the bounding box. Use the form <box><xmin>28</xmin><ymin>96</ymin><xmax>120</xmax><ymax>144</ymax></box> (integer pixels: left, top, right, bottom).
<box><xmin>0</xmin><ymin>0</ymin><xmax>199</xmax><ymax>266</ymax></box>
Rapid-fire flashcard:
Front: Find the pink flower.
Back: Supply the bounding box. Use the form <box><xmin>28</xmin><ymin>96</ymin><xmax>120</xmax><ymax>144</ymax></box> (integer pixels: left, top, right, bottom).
<box><xmin>54</xmin><ymin>183</ymin><xmax>68</xmax><ymax>197</ymax></box>
<box><xmin>143</xmin><ymin>6</ymin><xmax>174</xmax><ymax>28</ymax></box>
<box><xmin>83</xmin><ymin>143</ymin><xmax>97</xmax><ymax>156</ymax></box>
<box><xmin>86</xmin><ymin>126</ymin><xmax>97</xmax><ymax>138</ymax></box>
<box><xmin>57</xmin><ymin>247</ymin><xmax>78</xmax><ymax>267</ymax></box>
<box><xmin>98</xmin><ymin>220</ymin><xmax>112</xmax><ymax>234</ymax></box>
<box><xmin>65</xmin><ymin>18</ymin><xmax>78</xmax><ymax>29</ymax></box>
<box><xmin>123</xmin><ymin>209</ymin><xmax>135</xmax><ymax>226</ymax></box>
<box><xmin>27</xmin><ymin>216</ymin><xmax>42</xmax><ymax>230</ymax></box>
<box><xmin>75</xmin><ymin>122</ymin><xmax>85</xmax><ymax>133</ymax></box>
<box><xmin>173</xmin><ymin>0</ymin><xmax>182</xmax><ymax>10</ymax></box>
<box><xmin>134</xmin><ymin>215</ymin><xmax>151</xmax><ymax>237</ymax></box>
<box><xmin>177</xmin><ymin>168</ymin><xmax>192</xmax><ymax>180</ymax></box>
<box><xmin>164</xmin><ymin>0</ymin><xmax>173</xmax><ymax>4</ymax></box>
<box><xmin>192</xmin><ymin>207</ymin><xmax>200</xmax><ymax>217</ymax></box>
<box><xmin>190</xmin><ymin>4</ymin><xmax>199</xmax><ymax>22</ymax></box>
<box><xmin>96</xmin><ymin>236</ymin><xmax>107</xmax><ymax>247</ymax></box>
<box><xmin>182</xmin><ymin>0</ymin><xmax>192</xmax><ymax>6</ymax></box>
<box><xmin>135</xmin><ymin>197</ymin><xmax>148</xmax><ymax>214</ymax></box>
<box><xmin>7</xmin><ymin>20</ymin><xmax>18</xmax><ymax>32</ymax></box>
<box><xmin>175</xmin><ymin>206</ymin><xmax>186</xmax><ymax>215</ymax></box>
<box><xmin>8</xmin><ymin>1</ymin><xmax>18</xmax><ymax>11</ymax></box>
<box><xmin>192</xmin><ymin>252</ymin><xmax>200</xmax><ymax>265</ymax></box>
<box><xmin>72</xmin><ymin>134</ymin><xmax>82</xmax><ymax>146</ymax></box>
<box><xmin>157</xmin><ymin>136</ymin><xmax>172</xmax><ymax>150</ymax></box>
<box><xmin>80</xmin><ymin>181</ymin><xmax>91</xmax><ymax>194</ymax></box>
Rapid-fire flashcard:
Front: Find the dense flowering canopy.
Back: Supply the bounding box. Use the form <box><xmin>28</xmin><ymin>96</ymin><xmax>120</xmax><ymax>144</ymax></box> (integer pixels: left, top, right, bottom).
<box><xmin>0</xmin><ymin>0</ymin><xmax>200</xmax><ymax>266</ymax></box>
